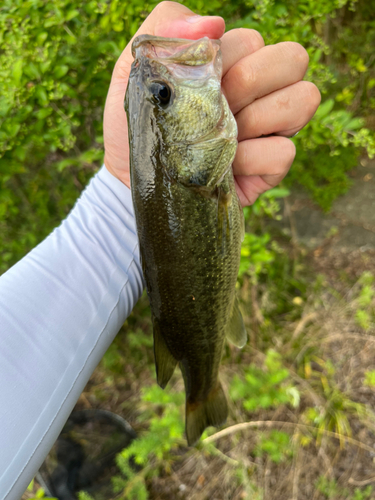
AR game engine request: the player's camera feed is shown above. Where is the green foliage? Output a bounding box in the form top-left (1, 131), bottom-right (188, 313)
top-left (364, 370), bottom-right (375, 388)
top-left (240, 187), bottom-right (289, 281)
top-left (352, 486), bottom-right (374, 500)
top-left (239, 232), bottom-right (274, 280)
top-left (302, 356), bottom-right (370, 445)
top-left (26, 479), bottom-right (57, 499)
top-left (2, 0), bottom-right (375, 273)
top-left (290, 101), bottom-right (366, 211)
top-left (230, 349), bottom-right (300, 411)
top-left (316, 476), bottom-right (373, 500)
top-left (77, 492), bottom-right (95, 500)
top-left (113, 384), bottom-right (184, 499)
top-left (354, 272), bottom-right (375, 331)
top-left (254, 430), bottom-right (292, 463)
top-left (316, 476), bottom-right (349, 499)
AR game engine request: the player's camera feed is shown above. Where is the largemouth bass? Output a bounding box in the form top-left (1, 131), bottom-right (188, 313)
top-left (125, 35), bottom-right (246, 446)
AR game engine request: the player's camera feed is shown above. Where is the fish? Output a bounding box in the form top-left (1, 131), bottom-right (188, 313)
top-left (125, 35), bottom-right (246, 446)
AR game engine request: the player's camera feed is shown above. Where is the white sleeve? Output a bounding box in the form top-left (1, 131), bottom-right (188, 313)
top-left (0, 166), bottom-right (144, 500)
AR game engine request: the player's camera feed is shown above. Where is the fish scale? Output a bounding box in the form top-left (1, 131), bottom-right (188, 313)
top-left (125, 35), bottom-right (247, 446)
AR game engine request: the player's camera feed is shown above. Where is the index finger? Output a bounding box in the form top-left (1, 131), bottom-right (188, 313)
top-left (221, 28), bottom-right (265, 76)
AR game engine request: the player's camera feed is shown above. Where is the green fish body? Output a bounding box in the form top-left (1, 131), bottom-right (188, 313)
top-left (125, 35), bottom-right (246, 445)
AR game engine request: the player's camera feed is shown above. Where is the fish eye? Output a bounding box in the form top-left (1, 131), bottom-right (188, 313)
top-left (150, 81), bottom-right (171, 106)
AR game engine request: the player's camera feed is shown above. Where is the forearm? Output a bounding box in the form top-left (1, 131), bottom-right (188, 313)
top-left (0, 166), bottom-right (143, 500)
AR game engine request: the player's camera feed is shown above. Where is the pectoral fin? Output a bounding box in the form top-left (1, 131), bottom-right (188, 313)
top-left (153, 319), bottom-right (177, 389)
top-left (185, 381), bottom-right (228, 446)
top-left (225, 296), bottom-right (247, 348)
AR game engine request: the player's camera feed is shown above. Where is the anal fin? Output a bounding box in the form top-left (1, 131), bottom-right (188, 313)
top-left (153, 319), bottom-right (177, 389)
top-left (225, 296), bottom-right (247, 348)
top-left (186, 381), bottom-right (228, 446)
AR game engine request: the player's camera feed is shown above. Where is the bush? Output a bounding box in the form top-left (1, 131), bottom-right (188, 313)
top-left (1, 0), bottom-right (375, 272)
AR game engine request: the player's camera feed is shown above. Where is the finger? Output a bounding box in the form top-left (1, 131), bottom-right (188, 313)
top-left (223, 42), bottom-right (309, 115)
top-left (233, 136), bottom-right (295, 206)
top-left (221, 28), bottom-right (264, 76)
top-left (236, 81), bottom-right (321, 141)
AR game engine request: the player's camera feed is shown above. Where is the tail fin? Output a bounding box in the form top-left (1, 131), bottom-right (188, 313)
top-left (185, 382), bottom-right (228, 446)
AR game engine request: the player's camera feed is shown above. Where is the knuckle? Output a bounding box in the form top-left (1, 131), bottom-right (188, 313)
top-left (248, 29), bottom-right (265, 51)
top-left (284, 41), bottom-right (309, 69)
top-left (239, 105), bottom-right (258, 139)
top-left (236, 28), bottom-right (265, 53)
top-left (230, 60), bottom-right (256, 93)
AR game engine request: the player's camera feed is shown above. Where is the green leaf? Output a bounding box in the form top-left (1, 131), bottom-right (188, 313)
top-left (5, 122), bottom-right (20, 137)
top-left (40, 61), bottom-right (51, 73)
top-left (312, 48), bottom-right (322, 63)
top-left (36, 108), bottom-right (53, 119)
top-left (36, 488), bottom-right (45, 498)
top-left (12, 59), bottom-right (23, 85)
top-left (316, 99), bottom-right (334, 118)
top-left (37, 32), bottom-right (48, 44)
top-left (346, 117), bottom-right (364, 131)
top-left (35, 86), bottom-right (48, 106)
top-left (24, 62), bottom-right (41, 80)
top-left (262, 188), bottom-right (290, 198)
top-left (54, 65), bottom-right (69, 79)
top-left (66, 9), bottom-right (79, 21)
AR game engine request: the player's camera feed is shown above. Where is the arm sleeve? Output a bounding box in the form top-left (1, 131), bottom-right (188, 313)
top-left (0, 166), bottom-right (144, 500)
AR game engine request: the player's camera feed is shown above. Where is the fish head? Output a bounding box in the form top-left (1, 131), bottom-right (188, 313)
top-left (126, 35), bottom-right (233, 145)
top-left (126, 35), bottom-right (237, 190)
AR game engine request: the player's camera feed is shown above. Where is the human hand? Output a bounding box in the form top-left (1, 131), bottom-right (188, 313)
top-left (103, 1), bottom-right (320, 206)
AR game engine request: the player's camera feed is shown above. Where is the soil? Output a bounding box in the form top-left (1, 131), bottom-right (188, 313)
top-left (283, 156), bottom-right (375, 255)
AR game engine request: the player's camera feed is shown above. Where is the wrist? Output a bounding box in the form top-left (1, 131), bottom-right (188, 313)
top-left (104, 156), bottom-right (131, 189)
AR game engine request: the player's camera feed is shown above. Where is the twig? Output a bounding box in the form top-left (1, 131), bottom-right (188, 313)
top-left (291, 312), bottom-right (318, 342)
top-left (349, 475), bottom-right (375, 486)
top-left (203, 420), bottom-right (375, 454)
top-left (291, 430), bottom-right (301, 500)
top-left (322, 332), bottom-right (375, 344)
top-left (63, 24), bottom-right (76, 39)
top-left (203, 443), bottom-right (239, 467)
top-left (295, 330), bottom-right (375, 364)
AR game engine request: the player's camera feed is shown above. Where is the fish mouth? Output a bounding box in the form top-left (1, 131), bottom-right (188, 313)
top-left (132, 35), bottom-right (221, 68)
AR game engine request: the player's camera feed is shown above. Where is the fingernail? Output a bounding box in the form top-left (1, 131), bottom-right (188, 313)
top-left (186, 15), bottom-right (203, 23)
